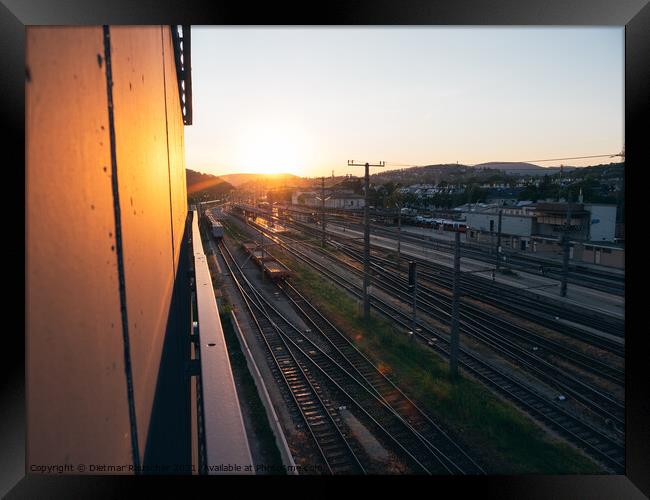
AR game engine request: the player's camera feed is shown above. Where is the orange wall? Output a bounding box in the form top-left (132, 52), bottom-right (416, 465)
top-left (26, 26), bottom-right (188, 470)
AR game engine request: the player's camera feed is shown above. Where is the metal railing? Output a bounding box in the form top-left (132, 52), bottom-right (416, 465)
top-left (189, 211), bottom-right (253, 474)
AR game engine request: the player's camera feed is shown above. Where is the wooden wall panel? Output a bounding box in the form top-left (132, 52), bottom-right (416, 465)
top-left (26, 27), bottom-right (133, 467)
top-left (162, 27), bottom-right (188, 269)
top-left (109, 26), bottom-right (176, 462)
top-left (27, 25), bottom-right (192, 470)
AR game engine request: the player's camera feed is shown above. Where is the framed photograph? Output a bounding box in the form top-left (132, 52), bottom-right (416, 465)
top-left (5, 0), bottom-right (648, 497)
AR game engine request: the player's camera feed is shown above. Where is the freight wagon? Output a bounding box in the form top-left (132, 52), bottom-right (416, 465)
top-left (241, 241), bottom-right (292, 281)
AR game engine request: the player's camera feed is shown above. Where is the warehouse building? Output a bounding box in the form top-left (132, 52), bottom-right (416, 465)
top-left (464, 211), bottom-right (534, 251)
top-left (463, 202), bottom-right (623, 267)
top-left (291, 189), bottom-right (365, 210)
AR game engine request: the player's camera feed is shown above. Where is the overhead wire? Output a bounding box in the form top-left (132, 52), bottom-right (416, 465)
top-left (381, 152), bottom-right (623, 170)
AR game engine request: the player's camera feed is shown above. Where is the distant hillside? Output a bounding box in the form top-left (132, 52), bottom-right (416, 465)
top-left (186, 169), bottom-right (234, 202)
top-left (563, 162), bottom-right (623, 179)
top-left (371, 163), bottom-right (487, 185)
top-left (370, 161), bottom-right (589, 185)
top-left (477, 161), bottom-right (542, 172)
top-left (476, 162), bottom-right (578, 176)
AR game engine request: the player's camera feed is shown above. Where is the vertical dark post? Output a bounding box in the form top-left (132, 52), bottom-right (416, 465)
top-left (363, 162), bottom-right (370, 319)
top-left (495, 208), bottom-right (503, 271)
top-left (450, 228), bottom-right (461, 379)
top-left (397, 203), bottom-right (402, 264)
top-left (560, 203), bottom-right (572, 297)
top-left (321, 176), bottom-right (326, 247)
top-left (260, 222), bottom-right (264, 257)
top-left (409, 261), bottom-right (417, 336)
top-left (347, 160), bottom-right (385, 321)
top-left (259, 204), bottom-right (266, 280)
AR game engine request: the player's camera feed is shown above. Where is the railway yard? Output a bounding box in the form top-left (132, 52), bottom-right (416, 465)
top-left (199, 202), bottom-right (625, 475)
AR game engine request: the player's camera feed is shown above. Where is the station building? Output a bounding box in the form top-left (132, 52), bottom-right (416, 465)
top-left (463, 202), bottom-right (623, 268)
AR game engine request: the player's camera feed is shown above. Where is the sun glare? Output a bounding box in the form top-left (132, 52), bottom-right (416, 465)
top-left (235, 121), bottom-right (311, 176)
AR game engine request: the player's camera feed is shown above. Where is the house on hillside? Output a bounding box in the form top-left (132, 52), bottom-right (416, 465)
top-left (485, 188), bottom-right (523, 206)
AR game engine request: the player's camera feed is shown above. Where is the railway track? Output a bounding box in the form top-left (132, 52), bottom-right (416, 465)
top-left (242, 208), bottom-right (624, 363)
top-left (280, 281), bottom-right (484, 475)
top-left (284, 213), bottom-right (625, 342)
top-left (303, 212), bottom-right (625, 297)
top-left (255, 204), bottom-right (624, 295)
top-left (367, 247), bottom-right (625, 342)
top-left (368, 264), bottom-right (625, 425)
top-left (238, 219), bottom-right (625, 472)
top-left (332, 241), bottom-right (625, 385)
top-left (219, 239), bottom-right (365, 474)
top-left (269, 227), bottom-right (625, 430)
top-left (218, 237), bottom-right (483, 474)
top-left (270, 211), bottom-right (625, 341)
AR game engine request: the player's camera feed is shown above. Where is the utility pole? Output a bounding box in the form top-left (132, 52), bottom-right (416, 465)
top-left (321, 177), bottom-right (326, 247)
top-left (317, 177), bottom-right (331, 247)
top-left (258, 215), bottom-right (266, 282)
top-left (397, 202), bottom-right (402, 264)
top-left (560, 202), bottom-right (572, 297)
top-left (348, 160), bottom-right (386, 320)
top-left (449, 228), bottom-right (461, 379)
top-left (408, 261), bottom-right (417, 336)
top-left (495, 208), bottom-right (503, 271)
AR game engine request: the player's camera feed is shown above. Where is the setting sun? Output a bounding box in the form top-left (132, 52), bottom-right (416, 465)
top-left (234, 120), bottom-right (311, 176)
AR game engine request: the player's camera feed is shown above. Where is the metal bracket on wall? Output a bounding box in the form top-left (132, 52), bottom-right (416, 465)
top-left (171, 25), bottom-right (193, 125)
top-left (186, 359), bottom-right (201, 378)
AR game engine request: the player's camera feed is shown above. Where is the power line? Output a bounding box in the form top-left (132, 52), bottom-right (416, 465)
top-left (516, 153), bottom-right (623, 164)
top-left (381, 152), bottom-right (623, 170)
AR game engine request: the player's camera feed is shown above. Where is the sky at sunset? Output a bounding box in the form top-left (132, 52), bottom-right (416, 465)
top-left (184, 27), bottom-right (624, 178)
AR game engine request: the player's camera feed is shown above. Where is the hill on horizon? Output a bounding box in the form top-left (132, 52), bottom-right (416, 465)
top-left (186, 168), bottom-right (234, 202)
top-left (370, 163), bottom-right (477, 185)
top-left (367, 160), bottom-right (618, 186)
top-left (475, 162), bottom-right (578, 175)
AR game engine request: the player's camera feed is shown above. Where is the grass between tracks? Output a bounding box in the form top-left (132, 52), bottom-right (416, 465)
top-left (264, 243), bottom-right (602, 474)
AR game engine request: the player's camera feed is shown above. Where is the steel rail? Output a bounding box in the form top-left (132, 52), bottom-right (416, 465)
top-left (237, 205), bottom-right (624, 336)
top-left (280, 281), bottom-right (485, 475)
top-left (220, 239), bottom-right (454, 474)
top-left (243, 222), bottom-right (625, 472)
top-left (219, 239), bottom-right (366, 475)
top-left (278, 212), bottom-right (625, 340)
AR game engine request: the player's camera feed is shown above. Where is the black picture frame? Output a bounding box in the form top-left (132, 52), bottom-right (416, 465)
top-left (4, 0), bottom-right (648, 497)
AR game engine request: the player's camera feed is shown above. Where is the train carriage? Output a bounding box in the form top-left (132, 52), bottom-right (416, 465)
top-left (211, 220), bottom-right (224, 239)
top-left (202, 207), bottom-right (225, 240)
